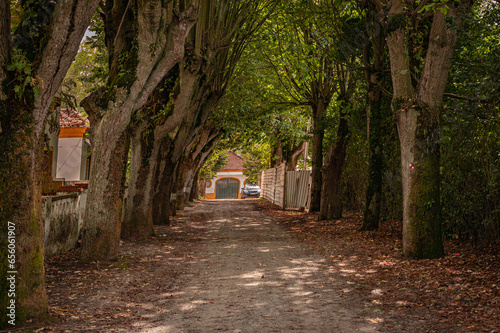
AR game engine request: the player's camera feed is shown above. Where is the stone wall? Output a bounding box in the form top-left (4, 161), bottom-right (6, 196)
top-left (42, 190), bottom-right (87, 257)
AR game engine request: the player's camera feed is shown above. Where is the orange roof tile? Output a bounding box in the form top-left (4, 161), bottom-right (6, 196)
top-left (220, 151), bottom-right (244, 171)
top-left (60, 108), bottom-right (89, 129)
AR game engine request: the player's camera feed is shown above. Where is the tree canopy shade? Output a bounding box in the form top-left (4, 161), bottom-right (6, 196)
top-left (440, 0), bottom-right (500, 245)
top-left (1, 0), bottom-right (499, 326)
top-left (80, 0), bottom-right (277, 258)
top-left (0, 0), bottom-right (100, 327)
top-left (148, 0), bottom-right (278, 224)
top-left (262, 0), bottom-right (343, 212)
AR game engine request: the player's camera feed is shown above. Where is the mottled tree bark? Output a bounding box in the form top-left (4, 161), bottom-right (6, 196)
top-left (152, 94), bottom-right (221, 220)
top-left (81, 2), bottom-right (198, 261)
top-left (121, 68), bottom-right (180, 239)
top-left (0, 1), bottom-right (99, 326)
top-left (121, 123), bottom-right (154, 239)
top-left (387, 0), bottom-right (472, 258)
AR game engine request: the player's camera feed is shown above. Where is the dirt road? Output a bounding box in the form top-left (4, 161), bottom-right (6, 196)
top-left (153, 200), bottom-right (380, 332)
top-left (44, 200), bottom-right (385, 332)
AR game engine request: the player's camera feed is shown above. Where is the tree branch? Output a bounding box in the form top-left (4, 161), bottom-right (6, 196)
top-left (443, 93), bottom-right (495, 104)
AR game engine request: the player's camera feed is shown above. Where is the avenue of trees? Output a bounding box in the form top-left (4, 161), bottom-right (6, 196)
top-left (1, 0), bottom-right (498, 328)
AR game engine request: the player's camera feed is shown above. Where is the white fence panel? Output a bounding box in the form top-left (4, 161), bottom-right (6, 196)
top-left (285, 170), bottom-right (311, 209)
top-left (261, 164), bottom-right (310, 210)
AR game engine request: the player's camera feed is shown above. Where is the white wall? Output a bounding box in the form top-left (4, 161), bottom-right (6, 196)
top-left (56, 137), bottom-right (83, 181)
top-left (42, 190), bottom-right (87, 257)
top-left (205, 171), bottom-right (248, 195)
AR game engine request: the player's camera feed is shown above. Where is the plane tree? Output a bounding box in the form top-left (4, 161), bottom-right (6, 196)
top-left (382, 0), bottom-right (474, 258)
top-left (122, 0), bottom-right (276, 230)
top-left (0, 0), bottom-right (100, 326)
top-left (79, 1), bottom-right (199, 260)
top-left (261, 1), bottom-right (340, 212)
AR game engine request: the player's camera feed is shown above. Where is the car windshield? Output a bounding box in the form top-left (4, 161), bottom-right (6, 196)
top-left (245, 185), bottom-right (260, 189)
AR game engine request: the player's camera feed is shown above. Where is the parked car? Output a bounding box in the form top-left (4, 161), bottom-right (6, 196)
top-left (241, 184), bottom-right (261, 199)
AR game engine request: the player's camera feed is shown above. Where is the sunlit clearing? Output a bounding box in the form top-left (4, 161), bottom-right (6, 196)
top-left (180, 301), bottom-right (203, 311)
top-left (239, 271), bottom-right (264, 279)
top-left (375, 260), bottom-right (396, 266)
top-left (367, 317), bottom-right (384, 324)
top-left (138, 326), bottom-right (175, 333)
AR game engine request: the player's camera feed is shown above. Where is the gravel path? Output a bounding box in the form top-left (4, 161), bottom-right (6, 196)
top-left (44, 199), bottom-right (383, 332)
top-left (138, 200), bottom-right (380, 332)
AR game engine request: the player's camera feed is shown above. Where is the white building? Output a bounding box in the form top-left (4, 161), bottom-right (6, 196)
top-left (204, 151), bottom-right (247, 199)
top-left (56, 108), bottom-right (91, 182)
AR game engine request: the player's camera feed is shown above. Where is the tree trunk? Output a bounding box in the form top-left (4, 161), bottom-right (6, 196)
top-left (121, 123), bottom-right (155, 239)
top-left (0, 0), bottom-right (99, 326)
top-left (319, 111), bottom-right (349, 220)
top-left (183, 131), bottom-right (221, 204)
top-left (287, 142), bottom-right (306, 171)
top-left (80, 121), bottom-right (130, 260)
top-left (175, 159), bottom-right (187, 210)
top-left (396, 105), bottom-right (443, 258)
top-left (361, 3), bottom-right (386, 231)
top-left (183, 165), bottom-right (197, 206)
top-left (80, 3), bottom-right (198, 261)
top-left (361, 93), bottom-right (383, 230)
top-left (0, 118), bottom-right (48, 327)
top-left (153, 156), bottom-right (178, 225)
top-left (387, 1), bottom-right (471, 258)
top-left (309, 99), bottom-right (326, 212)
top-left (189, 171), bottom-right (200, 202)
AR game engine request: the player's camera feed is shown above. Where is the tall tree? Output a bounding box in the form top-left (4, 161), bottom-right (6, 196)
top-left (263, 1), bottom-right (339, 212)
top-left (0, 0), bottom-right (99, 326)
top-left (319, 65), bottom-right (355, 220)
top-left (125, 0), bottom-right (275, 229)
top-left (384, 0), bottom-right (473, 258)
top-left (121, 67), bottom-right (179, 239)
top-left (80, 1), bottom-right (199, 260)
top-left (359, 0), bottom-right (388, 230)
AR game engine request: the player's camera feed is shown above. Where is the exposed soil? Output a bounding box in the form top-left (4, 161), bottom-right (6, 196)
top-left (20, 199), bottom-right (499, 332)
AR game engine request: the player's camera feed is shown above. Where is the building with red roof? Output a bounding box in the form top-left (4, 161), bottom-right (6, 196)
top-left (56, 108), bottom-right (91, 182)
top-left (204, 151), bottom-right (248, 199)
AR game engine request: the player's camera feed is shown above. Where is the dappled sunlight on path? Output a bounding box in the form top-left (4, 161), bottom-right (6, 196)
top-left (44, 200), bottom-right (389, 332)
top-left (128, 200), bottom-right (380, 332)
